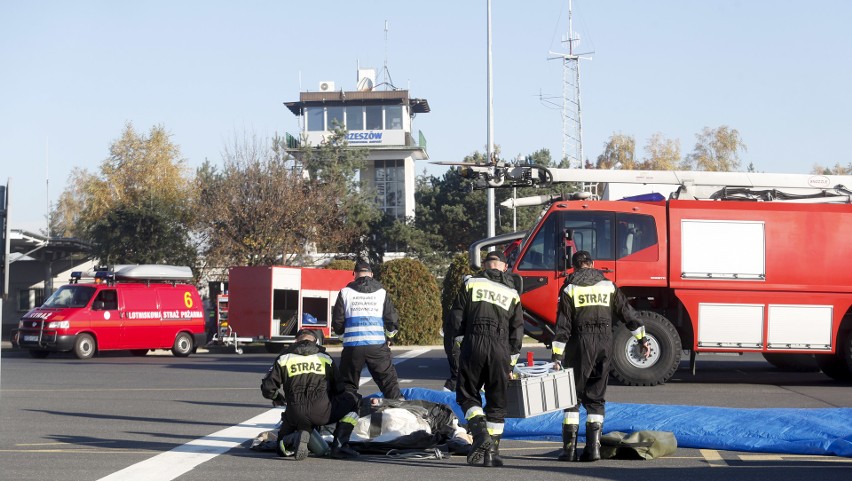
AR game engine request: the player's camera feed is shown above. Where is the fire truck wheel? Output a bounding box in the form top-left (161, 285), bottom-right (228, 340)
top-left (610, 311), bottom-right (681, 386)
top-left (28, 350), bottom-right (50, 359)
top-left (815, 329), bottom-right (852, 382)
top-left (74, 334), bottom-right (97, 360)
top-left (171, 332), bottom-right (194, 357)
top-left (761, 353), bottom-right (819, 372)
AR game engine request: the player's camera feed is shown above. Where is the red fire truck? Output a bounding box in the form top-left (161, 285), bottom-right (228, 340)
top-left (15, 265), bottom-right (206, 359)
top-left (213, 266), bottom-right (353, 353)
top-left (460, 164), bottom-right (852, 385)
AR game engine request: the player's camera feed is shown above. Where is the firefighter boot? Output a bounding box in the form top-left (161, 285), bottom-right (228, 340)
top-left (466, 416), bottom-right (493, 466)
top-left (580, 422), bottom-right (602, 462)
top-left (276, 430), bottom-right (310, 460)
top-left (558, 424), bottom-right (579, 462)
top-left (330, 421), bottom-right (360, 459)
top-left (483, 435), bottom-right (504, 467)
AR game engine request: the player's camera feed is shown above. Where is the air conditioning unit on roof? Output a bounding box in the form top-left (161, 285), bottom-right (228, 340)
top-left (319, 81), bottom-right (335, 92)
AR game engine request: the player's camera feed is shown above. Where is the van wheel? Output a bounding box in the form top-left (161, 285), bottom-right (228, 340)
top-left (130, 349), bottom-right (149, 356)
top-left (172, 332), bottom-right (194, 357)
top-left (74, 334), bottom-right (96, 360)
top-left (29, 350), bottom-right (50, 359)
top-left (610, 310), bottom-right (682, 386)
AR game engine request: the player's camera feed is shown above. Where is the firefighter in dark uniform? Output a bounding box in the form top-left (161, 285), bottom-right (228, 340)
top-left (451, 251), bottom-right (524, 467)
top-left (551, 251), bottom-right (650, 462)
top-left (332, 260), bottom-right (403, 400)
top-left (261, 329), bottom-right (361, 459)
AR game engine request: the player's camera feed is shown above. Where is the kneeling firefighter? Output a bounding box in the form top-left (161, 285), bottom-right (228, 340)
top-left (551, 251), bottom-right (650, 462)
top-left (261, 329), bottom-right (362, 459)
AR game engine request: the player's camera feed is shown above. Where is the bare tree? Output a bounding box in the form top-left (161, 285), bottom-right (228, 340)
top-left (196, 133), bottom-right (358, 267)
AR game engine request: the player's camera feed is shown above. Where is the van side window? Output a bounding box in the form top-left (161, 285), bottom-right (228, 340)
top-left (94, 290), bottom-right (118, 310)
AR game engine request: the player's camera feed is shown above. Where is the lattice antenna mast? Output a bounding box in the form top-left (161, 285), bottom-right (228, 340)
top-left (549, 0), bottom-right (593, 168)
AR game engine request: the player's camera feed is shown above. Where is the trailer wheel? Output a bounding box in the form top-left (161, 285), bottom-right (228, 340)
top-left (762, 353), bottom-right (819, 372)
top-left (815, 329), bottom-right (852, 382)
top-left (610, 311), bottom-right (681, 386)
top-left (28, 350), bottom-right (50, 359)
top-left (171, 332), bottom-right (194, 357)
top-left (74, 334), bottom-right (97, 360)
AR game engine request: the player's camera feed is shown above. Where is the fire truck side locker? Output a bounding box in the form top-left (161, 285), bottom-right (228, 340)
top-left (666, 200), bottom-right (852, 354)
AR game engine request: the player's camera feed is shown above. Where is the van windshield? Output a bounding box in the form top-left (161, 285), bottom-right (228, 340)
top-left (42, 286), bottom-right (96, 308)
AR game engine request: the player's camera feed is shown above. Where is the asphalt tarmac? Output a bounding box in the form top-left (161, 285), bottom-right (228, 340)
top-left (1, 342), bottom-right (849, 481)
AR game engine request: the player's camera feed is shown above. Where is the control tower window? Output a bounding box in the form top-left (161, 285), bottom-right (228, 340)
top-left (346, 106), bottom-right (364, 130)
top-left (385, 105), bottom-right (403, 130)
top-left (307, 107), bottom-right (324, 131)
top-left (375, 159), bottom-right (405, 219)
top-left (366, 105), bottom-right (383, 130)
top-left (327, 107), bottom-right (344, 130)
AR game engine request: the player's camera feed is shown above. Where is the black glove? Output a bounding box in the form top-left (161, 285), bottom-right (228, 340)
top-left (271, 393), bottom-right (286, 407)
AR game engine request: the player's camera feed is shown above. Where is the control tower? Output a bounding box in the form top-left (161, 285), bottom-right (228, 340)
top-left (284, 68), bottom-right (430, 220)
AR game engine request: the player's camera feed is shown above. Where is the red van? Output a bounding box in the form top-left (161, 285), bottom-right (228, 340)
top-left (15, 265), bottom-right (206, 359)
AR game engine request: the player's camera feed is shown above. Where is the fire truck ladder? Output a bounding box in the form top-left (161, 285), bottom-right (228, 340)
top-left (458, 163), bottom-right (852, 204)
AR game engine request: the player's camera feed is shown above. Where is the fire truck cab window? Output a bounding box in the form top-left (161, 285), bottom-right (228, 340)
top-left (616, 213), bottom-right (658, 260)
top-left (562, 212), bottom-right (615, 261)
top-left (518, 215), bottom-right (557, 270)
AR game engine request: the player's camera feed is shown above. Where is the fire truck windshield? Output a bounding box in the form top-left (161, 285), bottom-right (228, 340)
top-left (42, 286), bottom-right (96, 308)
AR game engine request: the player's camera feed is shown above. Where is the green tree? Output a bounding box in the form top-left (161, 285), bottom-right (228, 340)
top-left (441, 252), bottom-right (476, 317)
top-left (89, 199), bottom-right (196, 266)
top-left (291, 127), bottom-right (383, 260)
top-left (683, 126), bottom-right (747, 171)
top-left (50, 123), bottom-right (196, 263)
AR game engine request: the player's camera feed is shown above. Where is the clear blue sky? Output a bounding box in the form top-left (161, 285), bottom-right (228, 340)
top-left (2, 0), bottom-right (850, 232)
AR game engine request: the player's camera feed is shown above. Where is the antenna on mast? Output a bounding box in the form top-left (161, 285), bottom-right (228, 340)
top-left (378, 20), bottom-right (396, 90)
top-left (548, 0), bottom-right (593, 170)
top-left (45, 138), bottom-right (50, 237)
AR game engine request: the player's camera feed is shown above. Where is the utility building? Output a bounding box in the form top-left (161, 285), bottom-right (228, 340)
top-left (284, 68), bottom-right (430, 220)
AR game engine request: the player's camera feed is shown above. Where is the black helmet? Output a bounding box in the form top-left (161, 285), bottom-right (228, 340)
top-left (295, 328), bottom-right (319, 342)
top-left (571, 250), bottom-right (593, 269)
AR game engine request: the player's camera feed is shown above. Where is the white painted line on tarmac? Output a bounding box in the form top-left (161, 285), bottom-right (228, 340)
top-left (700, 449), bottom-right (729, 467)
top-left (96, 409), bottom-right (282, 481)
top-left (98, 347), bottom-right (434, 481)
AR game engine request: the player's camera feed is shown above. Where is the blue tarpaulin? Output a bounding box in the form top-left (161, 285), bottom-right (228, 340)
top-left (399, 387), bottom-right (852, 458)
